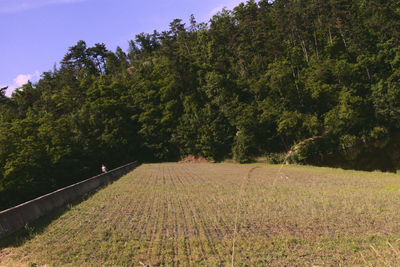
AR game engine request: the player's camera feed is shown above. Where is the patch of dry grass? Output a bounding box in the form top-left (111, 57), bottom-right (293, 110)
top-left (1, 163), bottom-right (400, 266)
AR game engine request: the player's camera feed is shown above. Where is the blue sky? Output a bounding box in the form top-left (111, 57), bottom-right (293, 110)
top-left (0, 0), bottom-right (246, 96)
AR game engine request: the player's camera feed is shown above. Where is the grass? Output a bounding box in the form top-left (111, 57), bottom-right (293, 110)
top-left (1, 163), bottom-right (400, 266)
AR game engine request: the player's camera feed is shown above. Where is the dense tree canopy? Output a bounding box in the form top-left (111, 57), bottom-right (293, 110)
top-left (1, 0), bottom-right (400, 209)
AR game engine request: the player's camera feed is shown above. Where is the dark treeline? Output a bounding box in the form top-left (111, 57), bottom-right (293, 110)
top-left (1, 0), bottom-right (400, 209)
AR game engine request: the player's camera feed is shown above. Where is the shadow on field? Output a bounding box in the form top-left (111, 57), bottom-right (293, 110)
top-left (0, 188), bottom-right (102, 249)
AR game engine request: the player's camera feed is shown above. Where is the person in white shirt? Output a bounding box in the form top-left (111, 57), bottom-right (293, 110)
top-left (101, 164), bottom-right (107, 173)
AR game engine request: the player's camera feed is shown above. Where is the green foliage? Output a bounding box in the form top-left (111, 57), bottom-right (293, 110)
top-left (1, 0), bottom-right (400, 209)
top-left (232, 129), bottom-right (255, 163)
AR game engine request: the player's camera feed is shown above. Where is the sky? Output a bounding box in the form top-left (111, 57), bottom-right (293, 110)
top-left (0, 0), bottom-right (247, 96)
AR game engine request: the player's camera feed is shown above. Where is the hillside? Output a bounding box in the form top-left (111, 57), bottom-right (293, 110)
top-left (1, 163), bottom-right (400, 266)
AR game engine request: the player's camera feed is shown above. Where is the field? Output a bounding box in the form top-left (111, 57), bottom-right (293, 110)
top-left (1, 163), bottom-right (400, 266)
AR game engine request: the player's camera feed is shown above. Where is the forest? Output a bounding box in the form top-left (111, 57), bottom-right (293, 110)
top-left (1, 0), bottom-right (400, 209)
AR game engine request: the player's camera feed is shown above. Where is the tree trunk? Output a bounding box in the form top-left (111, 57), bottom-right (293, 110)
top-left (300, 38), bottom-right (309, 62)
top-left (314, 31), bottom-right (319, 59)
top-left (339, 29), bottom-right (347, 48)
top-left (291, 65), bottom-right (304, 107)
top-left (366, 67), bottom-right (371, 81)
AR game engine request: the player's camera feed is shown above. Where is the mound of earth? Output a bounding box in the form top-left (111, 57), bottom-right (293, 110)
top-left (180, 155), bottom-right (207, 163)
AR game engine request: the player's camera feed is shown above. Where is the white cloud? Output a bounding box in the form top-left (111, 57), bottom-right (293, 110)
top-left (3, 71), bottom-right (40, 97)
top-left (208, 0), bottom-right (245, 17)
top-left (4, 86), bottom-right (16, 97)
top-left (208, 0), bottom-right (262, 18)
top-left (14, 73), bottom-right (32, 87)
top-left (209, 6), bottom-right (224, 17)
top-left (0, 0), bottom-right (87, 13)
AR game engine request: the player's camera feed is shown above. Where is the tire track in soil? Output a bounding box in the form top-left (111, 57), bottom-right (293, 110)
top-left (174, 165), bottom-right (224, 263)
top-left (191, 200), bottom-right (223, 263)
top-left (101, 172), bottom-right (138, 230)
top-left (44, 171), bottom-right (145, 248)
top-left (54, 171), bottom-right (145, 256)
top-left (165, 165), bottom-right (182, 267)
top-left (237, 167), bottom-right (277, 237)
top-left (84, 193), bottom-right (128, 239)
top-left (145, 167), bottom-right (163, 265)
top-left (181, 164), bottom-right (261, 263)
top-left (175, 165), bottom-right (225, 264)
top-left (175, 190), bottom-right (192, 266)
top-left (166, 165), bottom-right (192, 266)
top-left (157, 165), bottom-right (173, 266)
top-left (173, 166), bottom-right (185, 186)
top-left (169, 185), bottom-right (180, 266)
top-left (179, 166), bottom-right (227, 224)
top-left (170, 165), bottom-right (208, 262)
top-left (180, 166), bottom-right (231, 239)
top-left (131, 170), bottom-right (158, 264)
top-left (122, 172), bottom-right (155, 239)
top-left (179, 165), bottom-right (232, 238)
top-left (181, 193), bottom-right (208, 261)
top-left (129, 172), bottom-right (155, 235)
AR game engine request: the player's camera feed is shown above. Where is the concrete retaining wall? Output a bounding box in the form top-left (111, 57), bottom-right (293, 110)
top-left (0, 161), bottom-right (140, 239)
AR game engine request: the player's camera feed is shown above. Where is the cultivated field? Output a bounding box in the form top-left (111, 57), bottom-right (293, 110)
top-left (1, 163), bottom-right (400, 266)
